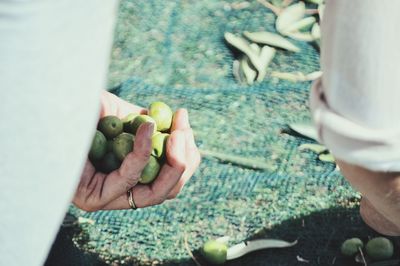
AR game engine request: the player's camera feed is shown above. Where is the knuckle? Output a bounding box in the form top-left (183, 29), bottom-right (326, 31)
top-left (73, 197), bottom-right (100, 212)
top-left (125, 177), bottom-right (139, 189)
top-left (118, 166), bottom-right (140, 185)
top-left (152, 195), bottom-right (166, 205)
top-left (171, 159), bottom-right (186, 174)
top-left (168, 181), bottom-right (185, 200)
top-left (133, 150), bottom-right (151, 163)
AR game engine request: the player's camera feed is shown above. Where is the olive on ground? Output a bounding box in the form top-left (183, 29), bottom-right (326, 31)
top-left (340, 238), bottom-right (363, 257)
top-left (201, 240), bottom-right (228, 265)
top-left (365, 237), bottom-right (394, 261)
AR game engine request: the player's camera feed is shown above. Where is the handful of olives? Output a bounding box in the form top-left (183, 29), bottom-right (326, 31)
top-left (88, 101), bottom-right (173, 184)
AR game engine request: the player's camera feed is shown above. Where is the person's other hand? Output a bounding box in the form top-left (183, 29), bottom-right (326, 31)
top-left (72, 91), bottom-right (201, 211)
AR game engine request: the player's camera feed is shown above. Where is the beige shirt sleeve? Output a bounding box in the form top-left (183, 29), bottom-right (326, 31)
top-left (0, 1), bottom-right (118, 265)
top-left (310, 0), bottom-right (400, 172)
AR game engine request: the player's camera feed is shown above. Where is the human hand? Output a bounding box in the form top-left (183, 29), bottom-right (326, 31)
top-left (72, 91), bottom-right (201, 211)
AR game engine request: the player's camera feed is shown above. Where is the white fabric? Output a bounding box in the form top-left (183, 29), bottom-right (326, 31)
top-left (311, 0), bottom-right (400, 172)
top-left (0, 1), bottom-right (118, 265)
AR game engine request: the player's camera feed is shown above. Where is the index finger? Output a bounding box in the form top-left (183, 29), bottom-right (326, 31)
top-left (102, 130), bottom-right (186, 209)
top-left (97, 122), bottom-right (154, 204)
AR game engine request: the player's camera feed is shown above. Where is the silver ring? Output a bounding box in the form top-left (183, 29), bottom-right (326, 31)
top-left (127, 189), bottom-right (137, 210)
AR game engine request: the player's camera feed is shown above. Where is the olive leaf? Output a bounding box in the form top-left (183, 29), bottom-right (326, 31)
top-left (311, 23), bottom-right (321, 39)
top-left (249, 43), bottom-right (261, 54)
top-left (318, 153), bottom-right (335, 163)
top-left (200, 149), bottom-right (272, 171)
top-left (271, 71), bottom-right (322, 81)
top-left (232, 60), bottom-right (245, 84)
top-left (299, 143), bottom-right (335, 163)
top-left (227, 239), bottom-right (298, 260)
top-left (288, 122), bottom-right (318, 140)
top-left (285, 31), bottom-right (315, 42)
top-left (224, 32), bottom-right (259, 65)
top-left (225, 32), bottom-right (272, 80)
top-left (240, 56), bottom-right (257, 85)
top-left (299, 143), bottom-right (327, 153)
top-left (276, 2), bottom-right (306, 33)
top-left (78, 217), bottom-right (95, 225)
top-left (256, 45), bottom-right (276, 81)
top-left (306, 70), bottom-right (322, 80)
top-left (281, 16), bottom-right (316, 34)
top-left (243, 31), bottom-right (300, 52)
top-left (272, 71), bottom-right (305, 82)
top-left (296, 255), bottom-right (310, 263)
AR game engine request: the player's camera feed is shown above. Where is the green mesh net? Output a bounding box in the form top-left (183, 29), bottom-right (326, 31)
top-left (45, 1), bottom-right (400, 265)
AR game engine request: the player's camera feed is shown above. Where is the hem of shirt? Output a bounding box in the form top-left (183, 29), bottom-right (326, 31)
top-left (310, 78), bottom-right (400, 172)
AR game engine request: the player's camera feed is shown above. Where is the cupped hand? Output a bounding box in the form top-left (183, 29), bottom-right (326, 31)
top-left (72, 91), bottom-right (201, 211)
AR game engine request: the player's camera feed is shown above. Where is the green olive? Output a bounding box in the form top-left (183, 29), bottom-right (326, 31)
top-left (106, 140), bottom-right (114, 152)
top-left (149, 101), bottom-right (173, 132)
top-left (112, 133), bottom-right (134, 161)
top-left (151, 132), bottom-right (169, 159)
top-left (340, 238), bottom-right (363, 257)
top-left (139, 156), bottom-right (160, 184)
top-left (98, 116), bottom-right (123, 139)
top-left (201, 240), bottom-right (228, 265)
top-left (122, 113), bottom-right (139, 132)
top-left (99, 152), bottom-right (121, 174)
top-left (366, 237), bottom-right (394, 261)
top-left (90, 159), bottom-right (102, 171)
top-left (130, 115), bottom-right (157, 135)
top-left (89, 130), bottom-right (107, 160)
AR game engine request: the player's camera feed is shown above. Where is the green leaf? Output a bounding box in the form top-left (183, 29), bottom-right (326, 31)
top-left (299, 143), bottom-right (327, 154)
top-left (318, 153), bottom-right (335, 163)
top-left (288, 122), bottom-right (318, 141)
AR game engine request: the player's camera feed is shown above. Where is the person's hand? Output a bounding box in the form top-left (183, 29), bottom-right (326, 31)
top-left (336, 160), bottom-right (400, 236)
top-left (72, 91), bottom-right (201, 212)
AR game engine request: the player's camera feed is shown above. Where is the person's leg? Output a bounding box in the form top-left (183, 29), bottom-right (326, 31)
top-left (0, 1), bottom-right (119, 265)
top-left (337, 160), bottom-right (400, 236)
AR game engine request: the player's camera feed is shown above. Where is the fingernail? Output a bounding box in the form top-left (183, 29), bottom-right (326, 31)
top-left (145, 122), bottom-right (155, 135)
top-left (181, 108), bottom-right (190, 125)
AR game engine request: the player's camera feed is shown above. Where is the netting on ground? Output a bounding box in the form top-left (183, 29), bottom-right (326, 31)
top-left (46, 1), bottom-right (399, 265)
